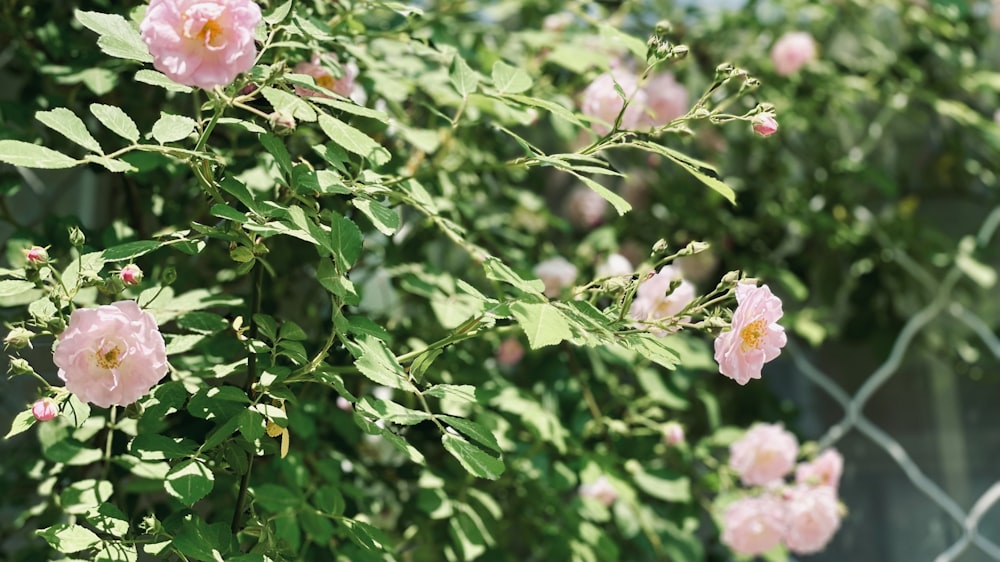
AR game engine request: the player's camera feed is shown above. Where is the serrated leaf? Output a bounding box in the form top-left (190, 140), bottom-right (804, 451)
top-left (36, 107), bottom-right (102, 153)
top-left (60, 479), bottom-right (113, 514)
top-left (329, 212), bottom-right (363, 270)
top-left (482, 257), bottom-right (545, 295)
top-left (172, 516), bottom-right (232, 561)
top-left (597, 24), bottom-right (648, 61)
top-left (570, 172), bottom-right (631, 216)
top-left (510, 302), bottom-right (574, 349)
top-left (84, 155), bottom-right (136, 172)
top-left (629, 140), bottom-right (736, 204)
top-left (261, 86), bottom-right (316, 122)
top-left (441, 416), bottom-right (501, 453)
top-left (442, 433), bottom-right (504, 480)
top-left (353, 197), bottom-right (399, 236)
top-left (101, 240), bottom-right (164, 262)
top-left (0, 279), bottom-right (36, 298)
top-left (264, 0), bottom-right (293, 24)
top-left (131, 434), bottom-right (199, 460)
top-left (425, 384), bottom-right (477, 404)
top-left (91, 103), bottom-right (140, 143)
top-left (450, 55), bottom-right (480, 97)
top-left (0, 140), bottom-right (79, 169)
top-left (627, 462), bottom-right (691, 502)
top-left (165, 459), bottom-right (215, 506)
top-left (491, 61), bottom-right (532, 94)
top-left (317, 113), bottom-right (391, 166)
top-left (151, 113), bottom-right (197, 144)
top-left (134, 69), bottom-right (193, 93)
top-left (353, 335), bottom-right (416, 392)
top-left (75, 10), bottom-right (153, 63)
top-left (357, 396), bottom-right (432, 425)
top-left (37, 524), bottom-right (100, 553)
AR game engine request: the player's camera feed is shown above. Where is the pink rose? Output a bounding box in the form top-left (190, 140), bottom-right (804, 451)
top-left (730, 423), bottom-right (798, 486)
top-left (782, 484), bottom-right (842, 554)
top-left (53, 300), bottom-right (168, 408)
top-left (714, 282), bottom-right (786, 385)
top-left (770, 31), bottom-right (817, 76)
top-left (752, 113), bottom-right (779, 137)
top-left (579, 475), bottom-right (618, 506)
top-left (641, 73), bottom-right (688, 128)
top-left (721, 495), bottom-right (786, 556)
top-left (120, 264), bottom-right (143, 286)
top-left (629, 266), bottom-right (696, 336)
top-left (32, 398), bottom-right (59, 422)
top-left (580, 69), bottom-right (648, 135)
top-left (564, 187), bottom-right (608, 229)
top-left (796, 448), bottom-right (844, 490)
top-left (534, 257), bottom-right (578, 298)
top-left (140, 0), bottom-right (262, 89)
top-left (293, 54), bottom-right (360, 100)
top-left (25, 246), bottom-right (48, 265)
top-left (596, 253), bottom-right (633, 279)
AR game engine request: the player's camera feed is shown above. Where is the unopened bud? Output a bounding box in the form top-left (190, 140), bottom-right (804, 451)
top-left (678, 240), bottom-right (710, 256)
top-left (4, 327), bottom-right (35, 350)
top-left (671, 45), bottom-right (690, 59)
top-left (651, 239), bottom-right (669, 254)
top-left (68, 226), bottom-right (86, 247)
top-left (24, 246), bottom-right (48, 266)
top-left (715, 62), bottom-right (735, 77)
top-left (8, 357), bottom-right (36, 377)
top-left (32, 398), bottom-right (59, 422)
top-left (654, 20), bottom-right (673, 36)
top-left (120, 264), bottom-right (143, 286)
top-left (719, 270), bottom-right (741, 287)
top-left (124, 401), bottom-right (145, 419)
top-left (751, 112), bottom-right (779, 137)
top-left (267, 111), bottom-right (296, 133)
top-left (662, 421), bottom-right (685, 446)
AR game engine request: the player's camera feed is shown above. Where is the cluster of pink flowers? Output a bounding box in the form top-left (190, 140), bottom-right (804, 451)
top-left (723, 423), bottom-right (844, 556)
top-left (140, 0), bottom-right (262, 89)
top-left (292, 53), bottom-right (364, 103)
top-left (53, 300), bottom-right (168, 408)
top-left (628, 265), bottom-right (696, 336)
top-left (714, 282), bottom-right (787, 385)
top-left (580, 69), bottom-right (688, 135)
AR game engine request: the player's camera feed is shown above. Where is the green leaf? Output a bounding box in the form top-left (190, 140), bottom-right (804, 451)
top-left (211, 204), bottom-right (249, 224)
top-left (0, 279), bottom-right (36, 298)
top-left (92, 503), bottom-right (130, 537)
top-left (95, 541), bottom-right (139, 562)
top-left (75, 10), bottom-right (153, 63)
top-left (598, 24), bottom-right (648, 61)
top-left (356, 396), bottom-right (432, 425)
top-left (260, 133), bottom-right (293, 177)
top-left (253, 483), bottom-right (302, 511)
top-left (165, 459), bottom-right (215, 507)
top-left (620, 333), bottom-right (679, 369)
top-left (264, 0), bottom-right (293, 24)
top-left (36, 107), bottom-right (102, 153)
top-left (354, 335), bottom-right (417, 392)
top-left (450, 55), bottom-right (480, 97)
top-left (134, 69), bottom-right (193, 93)
top-left (442, 433), bottom-right (504, 480)
top-left (4, 410), bottom-right (36, 439)
top-left (261, 86), bottom-right (317, 122)
top-left (491, 61), bottom-right (532, 94)
top-left (37, 523), bottom-right (101, 553)
top-left (60, 479), bottom-right (113, 514)
top-left (172, 516), bottom-right (233, 561)
top-left (131, 434), bottom-right (199, 460)
top-left (91, 103), bottom-right (140, 143)
top-left (151, 113), bottom-right (197, 144)
top-left (629, 141), bottom-right (736, 204)
top-left (102, 240), bottom-right (164, 262)
top-left (626, 461), bottom-right (691, 502)
top-left (317, 113), bottom-right (391, 166)
top-left (440, 415), bottom-right (501, 453)
top-left (84, 155), bottom-right (136, 173)
top-left (329, 212), bottom-right (363, 271)
top-left (312, 485), bottom-right (345, 516)
top-left (482, 257), bottom-right (545, 295)
top-left (0, 140), bottom-right (79, 169)
top-left (570, 172), bottom-right (631, 216)
top-left (510, 302), bottom-right (574, 349)
top-left (424, 384), bottom-right (476, 404)
top-left (353, 197), bottom-right (399, 236)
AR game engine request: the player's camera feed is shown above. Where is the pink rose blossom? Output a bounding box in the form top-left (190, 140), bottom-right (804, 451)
top-left (662, 421), bottom-right (685, 446)
top-left (641, 73), bottom-right (688, 128)
top-left (120, 264), bottom-right (143, 286)
top-left (629, 266), bottom-right (696, 336)
top-left (140, 0), bottom-right (262, 89)
top-left (293, 54), bottom-right (361, 101)
top-left (730, 423), bottom-right (799, 486)
top-left (770, 31), bottom-right (817, 76)
top-left (534, 256), bottom-right (578, 298)
top-left (782, 484), bottom-right (842, 554)
top-left (53, 300), bottom-right (168, 408)
top-left (564, 187), bottom-right (608, 229)
top-left (752, 113), bottom-right (779, 136)
top-left (714, 282), bottom-right (786, 385)
top-left (496, 337), bottom-right (525, 367)
top-left (25, 246), bottom-right (48, 265)
top-left (579, 475), bottom-right (618, 506)
top-left (796, 448), bottom-right (844, 490)
top-left (721, 495), bottom-right (786, 556)
top-left (580, 69), bottom-right (648, 135)
top-left (32, 398), bottom-right (58, 422)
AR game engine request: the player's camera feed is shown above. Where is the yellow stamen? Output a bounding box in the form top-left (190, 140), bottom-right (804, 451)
top-left (96, 345), bottom-right (123, 369)
top-left (739, 318), bottom-right (767, 352)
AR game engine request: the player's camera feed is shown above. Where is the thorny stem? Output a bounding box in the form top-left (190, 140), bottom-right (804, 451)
top-left (232, 262), bottom-right (264, 535)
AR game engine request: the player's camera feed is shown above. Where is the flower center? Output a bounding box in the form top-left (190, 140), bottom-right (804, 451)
top-left (95, 344), bottom-right (124, 370)
top-left (182, 5), bottom-right (227, 48)
top-left (316, 74), bottom-right (336, 91)
top-left (739, 318), bottom-right (767, 352)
